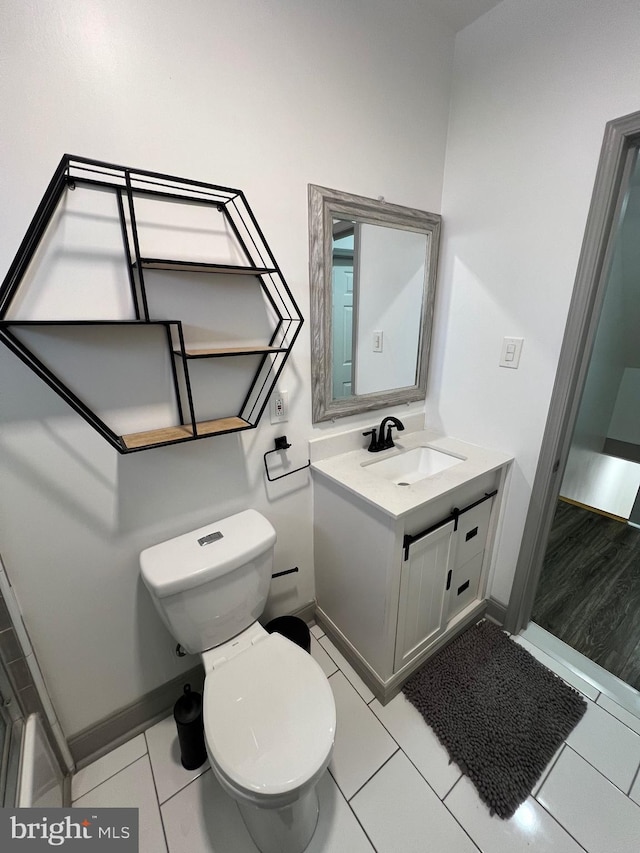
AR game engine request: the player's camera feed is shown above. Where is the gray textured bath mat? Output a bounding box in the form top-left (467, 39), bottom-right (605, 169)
top-left (402, 620), bottom-right (587, 819)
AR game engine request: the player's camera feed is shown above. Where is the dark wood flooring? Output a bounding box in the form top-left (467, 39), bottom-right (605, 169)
top-left (532, 500), bottom-right (640, 692)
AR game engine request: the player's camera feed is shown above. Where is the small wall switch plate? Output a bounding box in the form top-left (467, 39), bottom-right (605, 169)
top-left (372, 330), bottom-right (383, 352)
top-left (270, 389), bottom-right (289, 423)
top-left (499, 337), bottom-right (524, 369)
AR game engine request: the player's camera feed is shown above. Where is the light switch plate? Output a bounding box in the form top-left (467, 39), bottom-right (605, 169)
top-left (499, 337), bottom-right (524, 369)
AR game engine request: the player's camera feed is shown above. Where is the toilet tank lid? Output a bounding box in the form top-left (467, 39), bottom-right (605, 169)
top-left (139, 510), bottom-right (276, 599)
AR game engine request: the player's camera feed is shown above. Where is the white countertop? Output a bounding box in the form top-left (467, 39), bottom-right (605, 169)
top-left (311, 429), bottom-right (513, 518)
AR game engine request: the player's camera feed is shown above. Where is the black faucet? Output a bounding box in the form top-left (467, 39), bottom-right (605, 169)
top-left (362, 416), bottom-right (405, 453)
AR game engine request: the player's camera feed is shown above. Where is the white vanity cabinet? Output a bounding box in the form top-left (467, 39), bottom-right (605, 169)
top-left (312, 457), bottom-right (509, 704)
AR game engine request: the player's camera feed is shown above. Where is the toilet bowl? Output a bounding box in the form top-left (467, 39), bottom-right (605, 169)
top-left (202, 624), bottom-right (335, 853)
top-left (140, 510), bottom-right (336, 853)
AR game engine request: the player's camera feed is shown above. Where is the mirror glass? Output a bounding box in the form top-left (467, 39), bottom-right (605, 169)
top-left (331, 219), bottom-right (428, 399)
top-left (309, 185), bottom-right (441, 422)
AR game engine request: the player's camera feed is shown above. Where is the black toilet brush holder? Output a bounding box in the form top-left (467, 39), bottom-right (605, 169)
top-left (174, 683), bottom-right (207, 771)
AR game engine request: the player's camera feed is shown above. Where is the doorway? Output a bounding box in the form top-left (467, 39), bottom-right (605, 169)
top-left (530, 148), bottom-right (640, 686)
top-left (508, 109), bottom-right (640, 700)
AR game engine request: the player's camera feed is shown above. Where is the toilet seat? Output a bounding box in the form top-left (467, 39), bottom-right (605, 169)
top-left (203, 632), bottom-right (335, 806)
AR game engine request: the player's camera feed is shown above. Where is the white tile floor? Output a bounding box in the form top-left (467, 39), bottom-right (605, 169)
top-left (71, 626), bottom-right (640, 853)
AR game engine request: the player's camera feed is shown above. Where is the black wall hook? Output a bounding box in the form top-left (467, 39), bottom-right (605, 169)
top-left (263, 436), bottom-right (311, 482)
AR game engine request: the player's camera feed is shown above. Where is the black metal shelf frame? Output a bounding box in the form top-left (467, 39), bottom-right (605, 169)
top-left (0, 155), bottom-right (304, 453)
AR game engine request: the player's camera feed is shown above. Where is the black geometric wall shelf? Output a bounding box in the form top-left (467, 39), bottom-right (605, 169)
top-left (0, 155), bottom-right (303, 452)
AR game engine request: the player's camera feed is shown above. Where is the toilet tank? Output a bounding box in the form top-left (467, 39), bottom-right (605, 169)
top-left (140, 509), bottom-right (276, 654)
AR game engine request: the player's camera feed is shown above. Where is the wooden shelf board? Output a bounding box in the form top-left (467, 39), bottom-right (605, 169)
top-left (138, 258), bottom-right (276, 275)
top-left (195, 417), bottom-right (252, 437)
top-left (121, 416), bottom-right (251, 449)
top-left (174, 345), bottom-right (286, 358)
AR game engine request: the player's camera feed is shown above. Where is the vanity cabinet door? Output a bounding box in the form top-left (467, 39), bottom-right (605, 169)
top-left (394, 520), bottom-right (455, 672)
top-left (454, 499), bottom-right (492, 569)
top-left (445, 497), bottom-right (493, 622)
top-left (447, 551), bottom-right (484, 621)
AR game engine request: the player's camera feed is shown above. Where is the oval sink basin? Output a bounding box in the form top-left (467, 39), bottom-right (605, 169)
top-left (364, 446), bottom-right (466, 485)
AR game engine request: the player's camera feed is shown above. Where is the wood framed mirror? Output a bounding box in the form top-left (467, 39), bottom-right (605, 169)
top-left (308, 184), bottom-right (441, 422)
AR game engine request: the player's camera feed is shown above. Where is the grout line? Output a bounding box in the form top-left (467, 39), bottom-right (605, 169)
top-left (160, 767), bottom-right (213, 810)
top-left (341, 787), bottom-right (378, 852)
top-left (345, 728), bottom-right (480, 853)
top-left (144, 727), bottom-right (210, 807)
top-left (143, 730), bottom-right (160, 798)
top-left (317, 636), bottom-right (343, 663)
top-left (365, 691), bottom-right (464, 802)
top-left (438, 787), bottom-right (482, 852)
top-left (371, 710), bottom-right (461, 802)
top-left (312, 637), bottom-right (339, 677)
top-left (532, 744), bottom-right (565, 798)
top-left (71, 743), bottom-right (148, 803)
top-left (591, 693), bottom-right (640, 738)
top-left (141, 751), bottom-right (170, 853)
top-left (318, 639), bottom-right (351, 677)
top-left (568, 700), bottom-right (640, 802)
top-left (346, 810), bottom-right (378, 853)
top-left (319, 635), bottom-right (375, 703)
top-left (73, 753), bottom-right (148, 805)
top-left (534, 793), bottom-right (590, 852)
top-left (144, 730), bottom-right (169, 812)
top-left (364, 702), bottom-right (402, 752)
top-left (626, 759), bottom-right (640, 799)
top-left (441, 771), bottom-right (463, 802)
top-left (156, 764), bottom-right (211, 807)
top-left (562, 743), bottom-right (637, 799)
top-left (346, 748), bottom-right (400, 803)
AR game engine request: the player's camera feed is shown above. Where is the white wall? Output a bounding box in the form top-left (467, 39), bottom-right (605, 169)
top-left (430, 0), bottom-right (640, 605)
top-left (0, 0), bottom-right (454, 737)
top-left (609, 369), bottom-right (640, 446)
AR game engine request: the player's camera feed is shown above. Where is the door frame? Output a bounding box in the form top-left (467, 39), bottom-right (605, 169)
top-left (505, 109), bottom-right (640, 634)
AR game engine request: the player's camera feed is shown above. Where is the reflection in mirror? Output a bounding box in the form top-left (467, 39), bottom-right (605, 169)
top-left (309, 185), bottom-right (441, 422)
top-left (331, 221), bottom-right (355, 399)
top-left (331, 219), bottom-right (428, 399)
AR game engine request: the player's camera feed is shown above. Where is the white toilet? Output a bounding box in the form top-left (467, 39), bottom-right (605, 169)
top-left (139, 509), bottom-right (336, 853)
